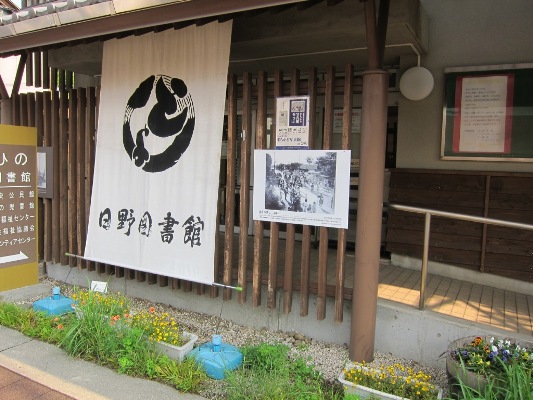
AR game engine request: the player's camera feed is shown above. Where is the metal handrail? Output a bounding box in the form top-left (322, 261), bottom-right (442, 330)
top-left (386, 203), bottom-right (533, 310)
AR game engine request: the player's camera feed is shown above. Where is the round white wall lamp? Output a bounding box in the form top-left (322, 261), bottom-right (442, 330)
top-left (399, 66), bottom-right (434, 101)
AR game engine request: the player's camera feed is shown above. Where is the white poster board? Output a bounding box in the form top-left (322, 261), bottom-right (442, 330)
top-left (253, 150), bottom-right (351, 229)
top-left (333, 108), bottom-right (361, 134)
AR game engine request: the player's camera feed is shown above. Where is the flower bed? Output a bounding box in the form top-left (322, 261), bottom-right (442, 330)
top-left (339, 363), bottom-right (442, 400)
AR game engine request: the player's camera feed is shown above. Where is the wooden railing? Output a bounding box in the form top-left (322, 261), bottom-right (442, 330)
top-left (388, 202), bottom-right (533, 310)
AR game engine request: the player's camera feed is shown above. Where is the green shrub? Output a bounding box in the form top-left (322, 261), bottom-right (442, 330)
top-left (0, 302), bottom-right (68, 343)
top-left (225, 343), bottom-right (346, 400)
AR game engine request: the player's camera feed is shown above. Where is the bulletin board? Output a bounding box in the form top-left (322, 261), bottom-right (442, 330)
top-left (441, 63), bottom-right (533, 161)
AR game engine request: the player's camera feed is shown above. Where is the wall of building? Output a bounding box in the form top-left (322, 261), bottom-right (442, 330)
top-left (396, 0), bottom-right (533, 173)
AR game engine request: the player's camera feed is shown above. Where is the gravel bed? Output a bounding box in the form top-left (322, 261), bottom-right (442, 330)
top-left (28, 278), bottom-right (449, 399)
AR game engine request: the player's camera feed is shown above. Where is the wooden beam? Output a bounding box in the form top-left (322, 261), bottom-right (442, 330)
top-left (238, 72), bottom-right (252, 303)
top-left (42, 91), bottom-right (52, 261)
top-left (317, 65), bottom-right (335, 321)
top-left (376, 0), bottom-right (390, 67)
top-left (363, 0), bottom-right (379, 70)
top-left (42, 51), bottom-right (50, 90)
top-left (59, 90), bottom-right (69, 266)
top-left (299, 66), bottom-right (316, 317)
top-left (25, 51), bottom-right (33, 87)
top-left (253, 70), bottom-right (267, 307)
top-left (76, 88), bottom-right (87, 269)
top-left (34, 51), bottom-right (42, 88)
top-left (335, 63), bottom-right (353, 323)
top-left (51, 91), bottom-right (60, 263)
top-left (283, 68), bottom-right (300, 314)
top-left (267, 69), bottom-right (283, 310)
top-left (85, 87), bottom-right (97, 271)
top-left (223, 74), bottom-right (237, 300)
top-left (68, 90), bottom-right (78, 268)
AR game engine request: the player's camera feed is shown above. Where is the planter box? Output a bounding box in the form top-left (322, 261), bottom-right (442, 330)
top-left (446, 336), bottom-right (533, 397)
top-left (446, 337), bottom-right (488, 396)
top-left (339, 365), bottom-right (443, 400)
top-left (153, 331), bottom-right (198, 362)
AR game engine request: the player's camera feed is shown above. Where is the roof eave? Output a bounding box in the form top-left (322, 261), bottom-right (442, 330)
top-left (0, 0), bottom-right (308, 56)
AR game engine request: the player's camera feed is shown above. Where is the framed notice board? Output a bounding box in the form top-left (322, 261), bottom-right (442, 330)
top-left (441, 63), bottom-right (533, 162)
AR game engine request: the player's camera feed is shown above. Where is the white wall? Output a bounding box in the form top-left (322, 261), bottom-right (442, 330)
top-left (0, 55), bottom-right (33, 95)
top-left (396, 0), bottom-right (533, 172)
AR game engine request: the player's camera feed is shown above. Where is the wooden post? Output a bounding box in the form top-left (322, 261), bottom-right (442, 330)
top-left (335, 64), bottom-right (353, 323)
top-left (223, 74), bottom-right (237, 300)
top-left (299, 67), bottom-right (316, 317)
top-left (350, 0), bottom-right (390, 362)
top-left (238, 72), bottom-right (252, 303)
top-left (253, 71), bottom-right (267, 307)
top-left (350, 69), bottom-right (388, 362)
top-left (283, 68), bottom-right (300, 314)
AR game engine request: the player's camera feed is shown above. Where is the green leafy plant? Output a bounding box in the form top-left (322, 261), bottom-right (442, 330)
top-left (225, 343), bottom-right (346, 400)
top-left (62, 289), bottom-right (129, 363)
top-left (0, 302), bottom-right (68, 343)
top-left (342, 362), bottom-right (440, 400)
top-left (153, 356), bottom-right (207, 392)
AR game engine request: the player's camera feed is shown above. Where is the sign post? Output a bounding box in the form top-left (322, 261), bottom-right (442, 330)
top-left (0, 125), bottom-right (38, 291)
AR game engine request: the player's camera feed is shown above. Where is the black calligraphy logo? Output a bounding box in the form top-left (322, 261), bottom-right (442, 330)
top-left (123, 75), bottom-right (195, 173)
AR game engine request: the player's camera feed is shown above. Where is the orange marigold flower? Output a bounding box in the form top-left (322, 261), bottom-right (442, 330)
top-left (57, 324), bottom-right (63, 330)
top-left (54, 317), bottom-right (59, 322)
top-left (149, 307), bottom-right (155, 313)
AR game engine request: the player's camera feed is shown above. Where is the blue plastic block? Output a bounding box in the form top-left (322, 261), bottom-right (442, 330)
top-left (188, 335), bottom-right (243, 380)
top-left (33, 288), bottom-right (74, 316)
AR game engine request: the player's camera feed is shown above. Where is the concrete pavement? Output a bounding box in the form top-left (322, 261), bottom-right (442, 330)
top-left (0, 284), bottom-right (206, 400)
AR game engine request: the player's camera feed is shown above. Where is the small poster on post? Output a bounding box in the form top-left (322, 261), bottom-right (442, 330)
top-left (275, 96), bottom-right (310, 149)
top-left (253, 149), bottom-right (351, 229)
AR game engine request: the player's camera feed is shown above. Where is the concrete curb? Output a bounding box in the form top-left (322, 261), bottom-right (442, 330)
top-left (0, 352), bottom-right (107, 400)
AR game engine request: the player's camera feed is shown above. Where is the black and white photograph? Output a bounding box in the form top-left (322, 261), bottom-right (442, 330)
top-left (37, 147), bottom-right (53, 198)
top-left (253, 150), bottom-right (351, 229)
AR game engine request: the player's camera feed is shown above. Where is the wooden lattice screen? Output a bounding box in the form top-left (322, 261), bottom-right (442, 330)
top-left (12, 66), bottom-right (362, 323)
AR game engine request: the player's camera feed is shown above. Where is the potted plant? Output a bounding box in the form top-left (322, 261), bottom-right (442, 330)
top-left (339, 362), bottom-right (443, 399)
top-left (130, 306), bottom-right (197, 362)
top-left (446, 335), bottom-right (533, 395)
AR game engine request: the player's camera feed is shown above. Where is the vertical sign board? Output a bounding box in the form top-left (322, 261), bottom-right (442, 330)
top-left (275, 96), bottom-right (310, 149)
top-left (0, 125), bottom-right (38, 291)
